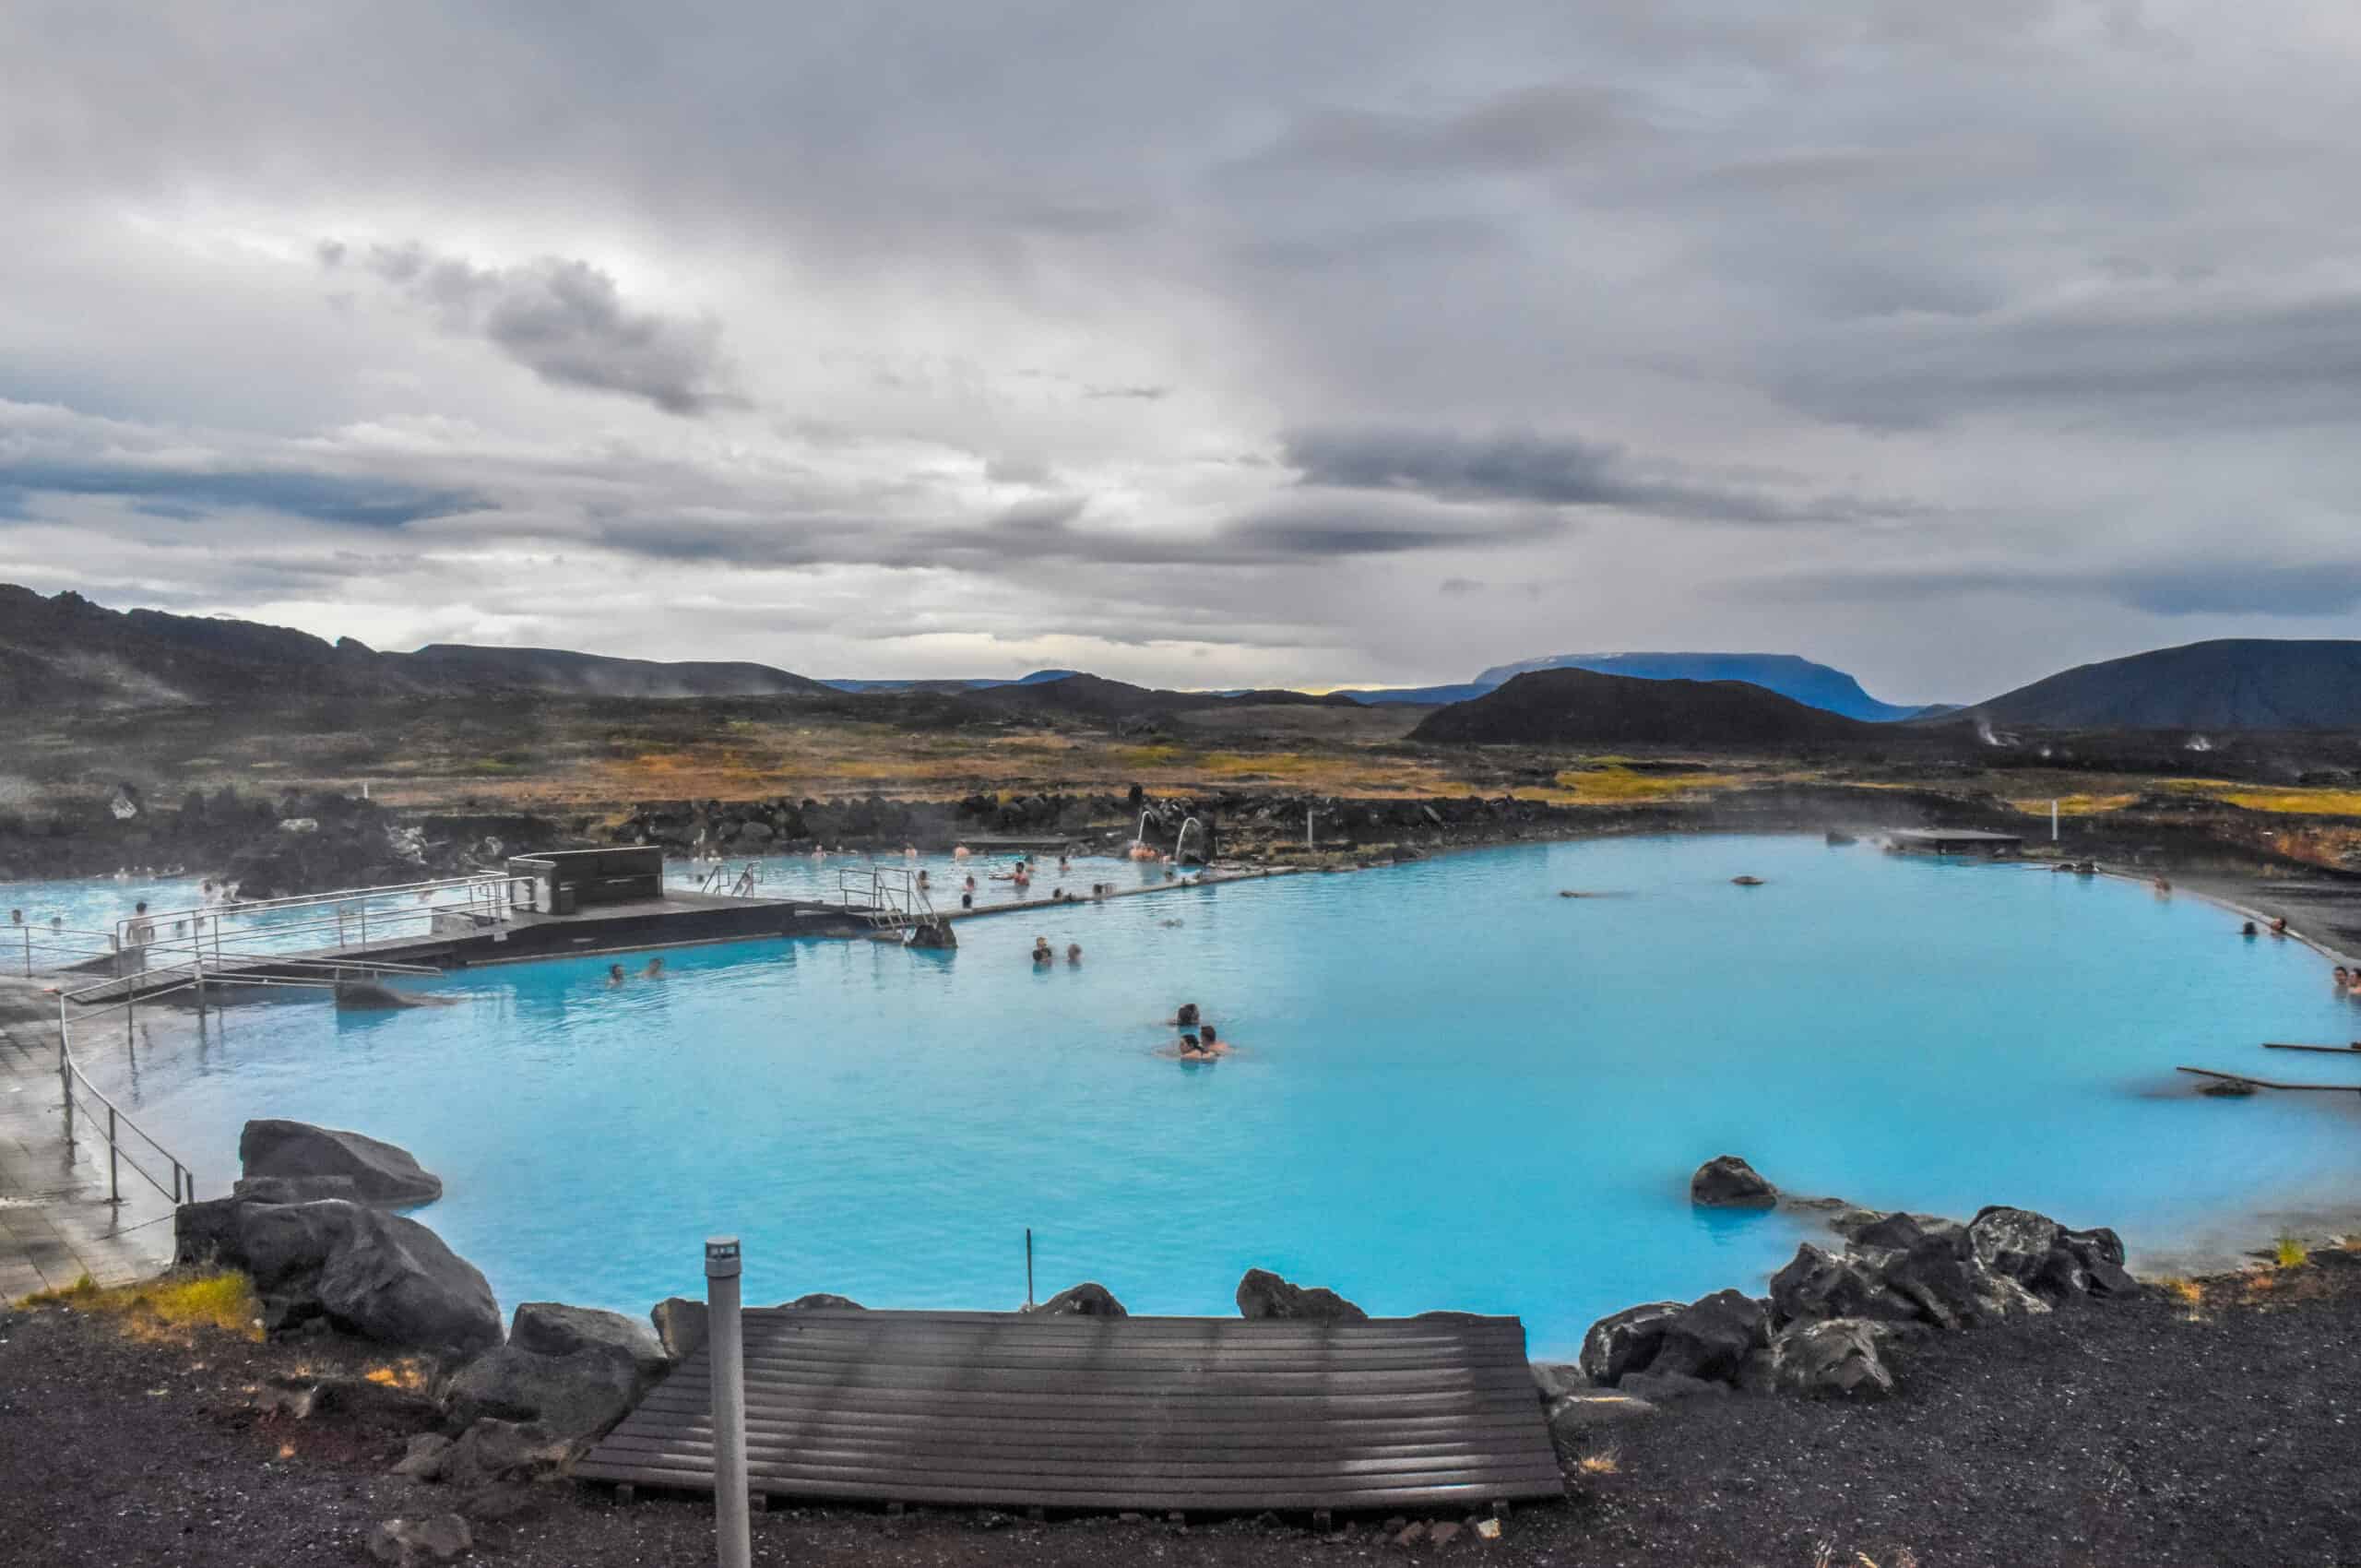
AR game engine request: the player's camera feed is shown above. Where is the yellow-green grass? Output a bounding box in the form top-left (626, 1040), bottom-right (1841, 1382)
top-left (1542, 766), bottom-right (1740, 804)
top-left (17, 1268), bottom-right (262, 1340)
top-left (2004, 793), bottom-right (2140, 816)
top-left (2162, 780), bottom-right (2361, 816)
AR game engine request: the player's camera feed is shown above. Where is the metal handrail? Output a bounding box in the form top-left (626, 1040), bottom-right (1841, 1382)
top-left (49, 946), bottom-right (448, 1208)
top-left (114, 871), bottom-right (531, 956)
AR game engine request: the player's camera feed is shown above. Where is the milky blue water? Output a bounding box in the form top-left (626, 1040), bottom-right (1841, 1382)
top-left (57, 835), bottom-right (2361, 1359)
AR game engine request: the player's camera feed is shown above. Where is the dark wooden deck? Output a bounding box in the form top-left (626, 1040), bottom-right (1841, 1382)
top-left (574, 1308), bottom-right (1563, 1514)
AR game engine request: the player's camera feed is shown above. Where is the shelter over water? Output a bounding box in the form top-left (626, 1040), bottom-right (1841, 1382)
top-left (1885, 828), bottom-right (2024, 857)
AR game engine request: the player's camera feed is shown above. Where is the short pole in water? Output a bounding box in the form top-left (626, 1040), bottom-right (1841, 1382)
top-left (1026, 1227), bottom-right (1035, 1307)
top-left (2051, 799), bottom-right (2059, 843)
top-left (706, 1236), bottom-right (752, 1568)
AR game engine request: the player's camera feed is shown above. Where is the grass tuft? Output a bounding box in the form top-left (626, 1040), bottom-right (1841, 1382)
top-left (1575, 1443), bottom-right (1621, 1476)
top-left (16, 1267), bottom-right (263, 1341)
top-left (2274, 1232), bottom-right (2310, 1268)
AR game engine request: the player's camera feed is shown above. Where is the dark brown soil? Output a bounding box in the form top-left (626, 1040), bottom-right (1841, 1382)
top-left (6, 1256), bottom-right (2360, 1567)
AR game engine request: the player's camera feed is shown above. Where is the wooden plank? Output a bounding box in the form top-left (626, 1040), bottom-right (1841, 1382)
top-left (576, 1308), bottom-right (1561, 1514)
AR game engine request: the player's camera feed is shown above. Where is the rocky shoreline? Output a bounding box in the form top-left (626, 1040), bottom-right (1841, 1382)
top-left (6, 1117), bottom-right (2347, 1565)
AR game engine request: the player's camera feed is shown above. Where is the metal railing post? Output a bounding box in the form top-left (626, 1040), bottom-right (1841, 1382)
top-left (20, 925), bottom-right (28, 978)
top-left (57, 997), bottom-right (73, 1148)
top-left (706, 1236), bottom-right (752, 1568)
top-left (193, 948), bottom-right (206, 1020)
top-left (106, 1106), bottom-right (120, 1205)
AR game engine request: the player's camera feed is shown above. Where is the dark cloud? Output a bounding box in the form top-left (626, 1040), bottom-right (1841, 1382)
top-left (0, 457), bottom-right (487, 528)
top-left (1244, 83), bottom-right (1643, 176)
top-left (1750, 559), bottom-right (2361, 619)
top-left (355, 244), bottom-right (742, 416)
top-left (1282, 427), bottom-right (1908, 525)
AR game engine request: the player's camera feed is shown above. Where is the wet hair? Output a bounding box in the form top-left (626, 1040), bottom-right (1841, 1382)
top-left (609, 963), bottom-right (624, 978)
top-left (1176, 1003), bottom-right (1200, 1026)
top-left (1200, 1024), bottom-right (1218, 1044)
top-left (1180, 1033), bottom-right (1201, 1050)
top-left (2242, 921), bottom-right (2259, 935)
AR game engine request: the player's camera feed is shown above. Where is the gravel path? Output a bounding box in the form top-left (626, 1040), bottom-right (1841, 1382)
top-left (6, 1253), bottom-right (2359, 1567)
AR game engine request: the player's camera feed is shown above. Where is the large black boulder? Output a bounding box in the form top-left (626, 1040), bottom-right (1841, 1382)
top-left (1689, 1155), bottom-right (1776, 1208)
top-left (239, 1120), bottom-right (443, 1206)
top-left (1578, 1301), bottom-right (1684, 1386)
top-left (1235, 1268), bottom-right (1367, 1322)
top-left (442, 1345), bottom-right (641, 1440)
top-left (218, 1198), bottom-right (500, 1355)
top-left (1644, 1289), bottom-right (1770, 1383)
top-left (509, 1301), bottom-right (667, 1380)
top-left (1769, 1242), bottom-right (1921, 1328)
top-left (1769, 1318), bottom-right (1897, 1398)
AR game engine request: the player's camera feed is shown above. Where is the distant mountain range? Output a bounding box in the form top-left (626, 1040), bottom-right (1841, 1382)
top-left (0, 586), bottom-right (838, 709)
top-left (1964, 640), bottom-right (2361, 732)
top-left (1411, 668), bottom-right (1877, 747)
top-left (816, 670), bottom-right (1081, 695)
top-left (13, 584), bottom-right (2361, 738)
top-left (1342, 652), bottom-right (1945, 721)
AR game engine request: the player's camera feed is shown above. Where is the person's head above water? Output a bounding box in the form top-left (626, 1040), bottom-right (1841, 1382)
top-left (608, 963), bottom-right (624, 980)
top-left (1176, 1002), bottom-right (1200, 1025)
top-left (1180, 1032), bottom-right (1201, 1051)
top-left (1200, 1023), bottom-right (1218, 1045)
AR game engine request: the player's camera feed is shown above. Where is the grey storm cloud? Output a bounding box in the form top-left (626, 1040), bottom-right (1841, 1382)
top-left (1282, 428), bottom-right (1908, 526)
top-left (348, 244), bottom-right (742, 416)
top-left (0, 457), bottom-right (486, 528)
top-left (1750, 560), bottom-right (2361, 620)
top-left (7, 0), bottom-right (2361, 690)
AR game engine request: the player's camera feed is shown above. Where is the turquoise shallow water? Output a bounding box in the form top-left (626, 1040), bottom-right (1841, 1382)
top-left (56, 835), bottom-right (2361, 1359)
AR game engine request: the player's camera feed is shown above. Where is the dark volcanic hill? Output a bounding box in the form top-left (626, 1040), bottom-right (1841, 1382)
top-left (403, 644), bottom-right (831, 699)
top-left (0, 584), bottom-right (831, 709)
top-left (1964, 640), bottom-right (2361, 731)
top-left (1411, 667), bottom-right (1876, 746)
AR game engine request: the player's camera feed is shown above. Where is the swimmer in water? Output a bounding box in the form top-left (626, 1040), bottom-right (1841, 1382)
top-left (2242, 921), bottom-right (2259, 937)
top-left (1178, 1032), bottom-right (1214, 1061)
top-left (1170, 1002), bottom-right (1201, 1028)
top-left (1199, 1022), bottom-right (1232, 1054)
top-left (1066, 943), bottom-right (1082, 965)
top-left (1058, 856), bottom-right (1071, 873)
top-left (1032, 936), bottom-right (1053, 964)
top-left (2271, 916), bottom-right (2289, 936)
top-left (6, 909), bottom-right (18, 926)
top-left (643, 956), bottom-right (665, 979)
top-left (607, 963), bottom-right (626, 987)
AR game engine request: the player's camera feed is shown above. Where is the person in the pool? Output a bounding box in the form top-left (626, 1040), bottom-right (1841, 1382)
top-left (643, 956), bottom-right (666, 979)
top-left (1066, 943), bottom-right (1082, 965)
top-left (1178, 1032), bottom-right (1215, 1061)
top-left (607, 963), bottom-right (627, 987)
top-left (1198, 1022), bottom-right (1234, 1054)
top-left (2271, 916), bottom-right (2290, 936)
top-left (2242, 921), bottom-right (2259, 938)
top-left (1032, 936), bottom-right (1053, 964)
top-left (1169, 1003), bottom-right (1201, 1028)
top-left (6, 909), bottom-right (18, 926)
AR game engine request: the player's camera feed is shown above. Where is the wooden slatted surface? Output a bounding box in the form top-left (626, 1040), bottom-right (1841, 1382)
top-left (575, 1309), bottom-right (1563, 1513)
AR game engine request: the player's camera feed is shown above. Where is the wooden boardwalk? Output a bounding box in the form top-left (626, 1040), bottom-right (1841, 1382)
top-left (575, 1308), bottom-right (1563, 1515)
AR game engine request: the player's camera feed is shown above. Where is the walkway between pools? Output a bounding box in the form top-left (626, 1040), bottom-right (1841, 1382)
top-left (577, 1306), bottom-right (1563, 1515)
top-left (0, 979), bottom-right (175, 1301)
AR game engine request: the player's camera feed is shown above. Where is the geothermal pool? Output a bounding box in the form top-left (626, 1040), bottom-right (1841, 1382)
top-left (50, 834), bottom-right (2361, 1359)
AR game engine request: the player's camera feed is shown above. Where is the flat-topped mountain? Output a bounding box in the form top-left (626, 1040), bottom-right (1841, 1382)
top-left (1469, 652), bottom-right (1938, 722)
top-left (1963, 639), bottom-right (2361, 731)
top-left (1411, 667), bottom-right (1876, 746)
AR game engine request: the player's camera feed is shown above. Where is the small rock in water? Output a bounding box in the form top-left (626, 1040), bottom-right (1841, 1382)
top-left (1690, 1154), bottom-right (1776, 1208)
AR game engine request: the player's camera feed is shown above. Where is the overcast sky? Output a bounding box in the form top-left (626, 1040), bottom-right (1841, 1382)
top-left (6, 1), bottom-right (2360, 702)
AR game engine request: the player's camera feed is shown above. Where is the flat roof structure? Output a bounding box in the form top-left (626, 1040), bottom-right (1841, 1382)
top-left (1886, 828), bottom-right (2025, 855)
